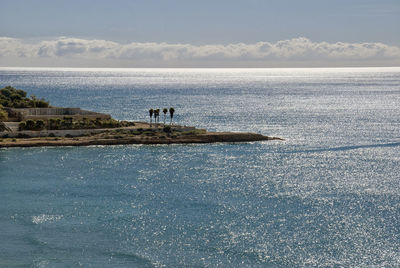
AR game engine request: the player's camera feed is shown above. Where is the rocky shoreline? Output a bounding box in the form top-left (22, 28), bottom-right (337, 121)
top-left (0, 123), bottom-right (283, 148)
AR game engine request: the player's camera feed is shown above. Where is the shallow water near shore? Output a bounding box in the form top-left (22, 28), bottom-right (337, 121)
top-left (1, 67), bottom-right (400, 266)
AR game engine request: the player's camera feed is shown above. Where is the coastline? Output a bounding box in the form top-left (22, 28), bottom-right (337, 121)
top-left (0, 122), bottom-right (283, 148)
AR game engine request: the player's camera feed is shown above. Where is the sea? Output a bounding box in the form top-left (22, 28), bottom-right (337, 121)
top-left (0, 67), bottom-right (399, 267)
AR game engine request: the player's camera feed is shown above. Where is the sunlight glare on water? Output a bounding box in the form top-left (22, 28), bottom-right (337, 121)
top-left (0, 67), bottom-right (399, 267)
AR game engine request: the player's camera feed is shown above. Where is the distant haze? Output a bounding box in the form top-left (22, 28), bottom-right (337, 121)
top-left (1, 0), bottom-right (399, 67)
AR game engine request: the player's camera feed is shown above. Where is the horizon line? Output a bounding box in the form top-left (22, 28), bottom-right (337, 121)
top-left (1, 66), bottom-right (400, 70)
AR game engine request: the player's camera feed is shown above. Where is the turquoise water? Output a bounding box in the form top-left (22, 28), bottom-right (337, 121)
top-left (1, 68), bottom-right (400, 267)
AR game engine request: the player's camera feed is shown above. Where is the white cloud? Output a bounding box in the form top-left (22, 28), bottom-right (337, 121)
top-left (1, 36), bottom-right (399, 67)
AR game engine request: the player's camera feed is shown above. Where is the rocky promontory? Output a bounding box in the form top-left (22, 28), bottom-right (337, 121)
top-left (0, 122), bottom-right (283, 148)
top-left (0, 87), bottom-right (283, 148)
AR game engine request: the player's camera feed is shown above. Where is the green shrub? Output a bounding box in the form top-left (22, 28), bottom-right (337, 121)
top-left (19, 119), bottom-right (48, 131)
top-left (87, 122), bottom-right (96, 129)
top-left (49, 118), bottom-right (58, 130)
top-left (63, 116), bottom-right (72, 121)
top-left (35, 120), bottom-right (45, 130)
top-left (163, 126), bottom-right (172, 133)
top-left (35, 99), bottom-right (49, 108)
top-left (0, 104), bottom-right (8, 121)
top-left (61, 118), bottom-right (73, 129)
top-left (120, 121), bottom-right (135, 127)
top-left (18, 121), bottom-right (26, 131)
top-left (25, 119), bottom-right (35, 130)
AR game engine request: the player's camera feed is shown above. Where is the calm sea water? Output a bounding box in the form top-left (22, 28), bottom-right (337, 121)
top-left (1, 67), bottom-right (399, 267)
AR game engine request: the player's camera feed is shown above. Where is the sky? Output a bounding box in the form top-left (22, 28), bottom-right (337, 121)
top-left (1, 0), bottom-right (400, 67)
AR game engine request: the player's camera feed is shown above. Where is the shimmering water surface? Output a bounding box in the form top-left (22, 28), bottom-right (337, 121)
top-left (1, 67), bottom-right (399, 267)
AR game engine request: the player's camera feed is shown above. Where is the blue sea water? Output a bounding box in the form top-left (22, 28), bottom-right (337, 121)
top-left (0, 67), bottom-right (399, 267)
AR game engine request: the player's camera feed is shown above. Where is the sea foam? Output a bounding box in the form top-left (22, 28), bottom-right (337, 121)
top-left (32, 214), bottom-right (63, 224)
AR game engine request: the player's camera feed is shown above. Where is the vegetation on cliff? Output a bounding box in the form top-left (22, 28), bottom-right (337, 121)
top-left (0, 86), bottom-right (50, 108)
top-left (0, 104), bottom-right (7, 121)
top-left (0, 104), bottom-right (8, 132)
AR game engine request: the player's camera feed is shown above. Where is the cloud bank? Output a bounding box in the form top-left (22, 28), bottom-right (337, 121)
top-left (1, 36), bottom-right (399, 67)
